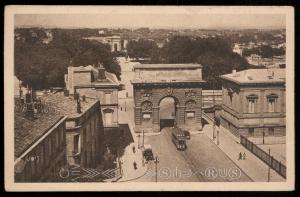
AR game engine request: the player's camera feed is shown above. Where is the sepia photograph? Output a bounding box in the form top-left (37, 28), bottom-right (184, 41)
top-left (4, 5), bottom-right (295, 191)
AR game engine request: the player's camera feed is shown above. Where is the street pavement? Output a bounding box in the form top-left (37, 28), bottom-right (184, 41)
top-left (135, 128), bottom-right (252, 182)
top-left (202, 119), bottom-right (286, 182)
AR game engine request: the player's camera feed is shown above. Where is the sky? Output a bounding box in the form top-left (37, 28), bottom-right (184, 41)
top-left (14, 7), bottom-right (286, 29)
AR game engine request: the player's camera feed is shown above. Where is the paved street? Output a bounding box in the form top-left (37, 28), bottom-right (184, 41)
top-left (118, 57), bottom-right (251, 182)
top-left (135, 128), bottom-right (252, 182)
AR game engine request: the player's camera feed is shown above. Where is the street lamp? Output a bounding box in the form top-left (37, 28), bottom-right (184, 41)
top-left (212, 82), bottom-right (216, 140)
top-left (267, 148), bottom-right (271, 182)
top-left (142, 130), bottom-right (145, 148)
top-left (137, 134), bottom-right (141, 149)
top-left (154, 156), bottom-right (159, 182)
top-left (217, 130), bottom-right (220, 145)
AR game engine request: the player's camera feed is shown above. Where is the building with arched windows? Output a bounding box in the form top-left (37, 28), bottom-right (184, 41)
top-left (220, 68), bottom-right (286, 137)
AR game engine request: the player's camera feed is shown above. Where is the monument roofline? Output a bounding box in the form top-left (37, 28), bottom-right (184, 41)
top-left (133, 63), bottom-right (202, 69)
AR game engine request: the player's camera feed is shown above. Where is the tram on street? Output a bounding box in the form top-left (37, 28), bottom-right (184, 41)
top-left (171, 127), bottom-right (187, 151)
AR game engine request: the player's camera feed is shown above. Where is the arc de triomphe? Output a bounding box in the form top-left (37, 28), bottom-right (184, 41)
top-left (131, 64), bottom-right (206, 133)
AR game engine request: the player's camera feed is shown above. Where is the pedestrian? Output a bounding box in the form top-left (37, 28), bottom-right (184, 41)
top-left (243, 152), bottom-right (246, 160)
top-left (133, 161), bottom-right (137, 170)
top-left (238, 152), bottom-right (243, 160)
top-left (132, 145), bottom-right (136, 153)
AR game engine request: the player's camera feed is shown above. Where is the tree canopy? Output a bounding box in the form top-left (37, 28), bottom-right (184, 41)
top-left (14, 28), bottom-right (121, 90)
top-left (127, 39), bottom-right (158, 59)
top-left (149, 36), bottom-right (250, 89)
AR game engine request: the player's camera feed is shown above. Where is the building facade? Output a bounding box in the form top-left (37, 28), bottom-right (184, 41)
top-left (14, 99), bottom-right (67, 182)
top-left (220, 69), bottom-right (286, 137)
top-left (44, 92), bottom-right (105, 168)
top-left (65, 64), bottom-right (123, 130)
top-left (131, 64), bottom-right (205, 133)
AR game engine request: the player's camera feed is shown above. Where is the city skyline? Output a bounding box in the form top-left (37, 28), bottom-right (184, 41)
top-left (14, 7), bottom-right (285, 30)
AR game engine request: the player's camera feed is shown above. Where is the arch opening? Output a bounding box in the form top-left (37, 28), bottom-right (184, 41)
top-left (159, 96), bottom-right (177, 130)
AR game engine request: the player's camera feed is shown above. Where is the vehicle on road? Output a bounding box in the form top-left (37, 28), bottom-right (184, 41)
top-left (171, 127), bottom-right (187, 151)
top-left (142, 144), bottom-right (154, 161)
top-left (182, 130), bottom-right (191, 140)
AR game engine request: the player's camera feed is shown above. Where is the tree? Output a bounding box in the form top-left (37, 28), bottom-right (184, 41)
top-left (127, 39), bottom-right (158, 59)
top-left (14, 28), bottom-right (121, 90)
top-left (157, 36), bottom-right (250, 89)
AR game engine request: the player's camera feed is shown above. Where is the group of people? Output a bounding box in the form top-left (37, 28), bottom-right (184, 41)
top-left (238, 152), bottom-right (247, 160)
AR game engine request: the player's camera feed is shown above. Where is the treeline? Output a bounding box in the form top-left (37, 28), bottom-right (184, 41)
top-left (127, 36), bottom-right (251, 89)
top-left (242, 45), bottom-right (285, 58)
top-left (14, 28), bottom-right (121, 90)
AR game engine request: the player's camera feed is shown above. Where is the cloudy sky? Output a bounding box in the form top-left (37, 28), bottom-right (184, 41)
top-left (14, 7), bottom-right (286, 29)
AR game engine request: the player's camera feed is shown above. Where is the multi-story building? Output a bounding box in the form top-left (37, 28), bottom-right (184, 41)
top-left (220, 68), bottom-right (286, 137)
top-left (14, 98), bottom-right (67, 182)
top-left (44, 91), bottom-right (105, 168)
top-left (65, 64), bottom-right (123, 131)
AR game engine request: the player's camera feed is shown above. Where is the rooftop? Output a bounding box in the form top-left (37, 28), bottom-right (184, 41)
top-left (42, 91), bottom-right (98, 119)
top-left (133, 64), bottom-right (202, 69)
top-left (14, 106), bottom-right (64, 159)
top-left (71, 65), bottom-right (121, 86)
top-left (220, 68), bottom-right (286, 85)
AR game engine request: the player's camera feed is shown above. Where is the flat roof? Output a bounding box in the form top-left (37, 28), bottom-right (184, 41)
top-left (133, 64), bottom-right (202, 69)
top-left (220, 68), bottom-right (286, 85)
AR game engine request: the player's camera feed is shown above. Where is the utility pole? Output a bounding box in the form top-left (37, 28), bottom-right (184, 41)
top-left (268, 148), bottom-right (271, 182)
top-left (154, 156), bottom-right (159, 182)
top-left (137, 134), bottom-right (141, 149)
top-left (142, 130), bottom-right (145, 148)
top-left (217, 130), bottom-right (220, 145)
top-left (213, 82), bottom-right (216, 140)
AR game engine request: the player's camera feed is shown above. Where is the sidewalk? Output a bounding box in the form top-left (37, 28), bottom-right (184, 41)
top-left (203, 123), bottom-right (285, 182)
top-left (118, 96), bottom-right (148, 182)
top-left (118, 142), bottom-right (148, 182)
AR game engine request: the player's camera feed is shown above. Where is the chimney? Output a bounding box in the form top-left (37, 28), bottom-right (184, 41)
top-left (97, 62), bottom-right (106, 81)
top-left (76, 93), bottom-right (81, 113)
top-left (232, 69), bottom-right (237, 74)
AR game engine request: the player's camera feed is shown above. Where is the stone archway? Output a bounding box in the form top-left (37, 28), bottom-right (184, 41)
top-left (131, 64), bottom-right (205, 133)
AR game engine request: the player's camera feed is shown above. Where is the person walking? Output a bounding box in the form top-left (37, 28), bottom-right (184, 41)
top-left (243, 152), bottom-right (247, 160)
top-left (238, 152), bottom-right (243, 160)
top-left (133, 161), bottom-right (137, 170)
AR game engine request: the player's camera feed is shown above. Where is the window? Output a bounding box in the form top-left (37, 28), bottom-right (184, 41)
top-left (267, 94), bottom-right (278, 113)
top-left (249, 128), bottom-right (254, 136)
top-left (73, 134), bottom-right (81, 155)
top-left (247, 95), bottom-right (258, 113)
top-left (143, 113), bottom-right (151, 119)
top-left (55, 129), bottom-right (59, 149)
top-left (105, 112), bottom-right (113, 126)
top-left (268, 98), bottom-right (275, 112)
top-left (268, 127), bottom-right (274, 136)
top-left (48, 137), bottom-right (52, 156)
top-left (186, 112), bottom-right (195, 118)
top-left (105, 93), bottom-right (111, 104)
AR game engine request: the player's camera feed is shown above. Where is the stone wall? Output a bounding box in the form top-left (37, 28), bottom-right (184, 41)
top-left (65, 101), bottom-right (104, 168)
top-left (133, 84), bottom-right (203, 133)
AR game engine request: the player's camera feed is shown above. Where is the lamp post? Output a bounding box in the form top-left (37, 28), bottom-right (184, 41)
top-left (154, 156), bottom-right (159, 182)
top-left (142, 130), bottom-right (145, 148)
top-left (137, 134), bottom-right (141, 149)
top-left (217, 130), bottom-right (220, 145)
top-left (212, 83), bottom-right (216, 140)
top-left (267, 148), bottom-right (271, 182)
